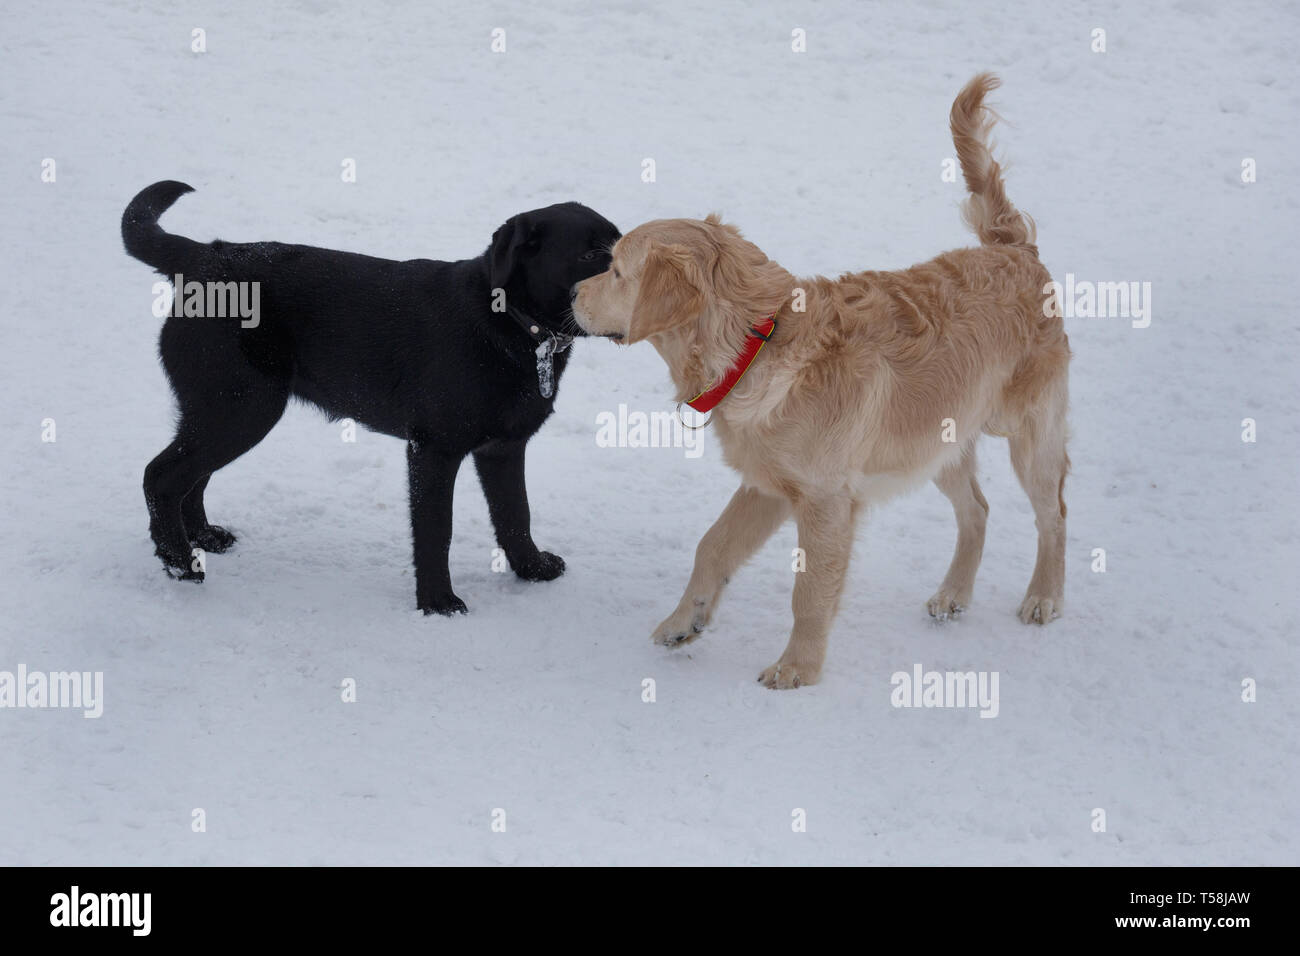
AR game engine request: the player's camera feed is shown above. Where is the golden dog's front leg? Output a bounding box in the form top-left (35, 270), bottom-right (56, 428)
top-left (759, 494), bottom-right (855, 689)
top-left (651, 485), bottom-right (790, 646)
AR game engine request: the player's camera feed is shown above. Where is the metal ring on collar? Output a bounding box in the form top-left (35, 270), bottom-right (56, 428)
top-left (675, 402), bottom-right (712, 431)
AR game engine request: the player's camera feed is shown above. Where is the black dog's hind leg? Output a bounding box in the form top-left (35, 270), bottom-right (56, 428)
top-left (408, 440), bottom-right (467, 615)
top-left (145, 378), bottom-right (289, 581)
top-left (181, 475), bottom-right (237, 553)
top-left (473, 438), bottom-right (565, 583)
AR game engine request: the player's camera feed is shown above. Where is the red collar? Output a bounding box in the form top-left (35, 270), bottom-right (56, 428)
top-left (685, 315), bottom-right (778, 413)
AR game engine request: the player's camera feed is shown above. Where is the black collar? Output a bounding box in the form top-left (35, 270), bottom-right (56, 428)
top-left (508, 304), bottom-right (573, 350)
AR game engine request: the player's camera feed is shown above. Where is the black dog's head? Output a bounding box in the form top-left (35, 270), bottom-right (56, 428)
top-left (488, 202), bottom-right (621, 338)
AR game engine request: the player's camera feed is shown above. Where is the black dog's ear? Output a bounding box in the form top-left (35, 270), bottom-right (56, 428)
top-left (488, 214), bottom-right (543, 291)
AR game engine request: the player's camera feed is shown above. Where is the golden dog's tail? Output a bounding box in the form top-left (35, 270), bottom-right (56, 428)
top-left (950, 73), bottom-right (1035, 247)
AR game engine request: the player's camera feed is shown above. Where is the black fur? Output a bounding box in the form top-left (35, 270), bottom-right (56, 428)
top-left (122, 181), bottom-right (619, 614)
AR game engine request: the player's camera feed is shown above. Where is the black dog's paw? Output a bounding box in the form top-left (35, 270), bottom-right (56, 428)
top-left (420, 593), bottom-right (468, 616)
top-left (190, 524), bottom-right (237, 554)
top-left (514, 551), bottom-right (565, 582)
top-left (160, 560), bottom-right (204, 583)
top-left (156, 545), bottom-right (205, 583)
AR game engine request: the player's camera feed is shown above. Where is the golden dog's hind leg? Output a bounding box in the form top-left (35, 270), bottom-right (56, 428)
top-left (1008, 386), bottom-right (1069, 624)
top-left (651, 486), bottom-right (791, 646)
top-left (927, 445), bottom-right (989, 620)
top-left (759, 494), bottom-right (855, 689)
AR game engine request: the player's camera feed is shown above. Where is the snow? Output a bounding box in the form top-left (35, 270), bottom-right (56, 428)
top-left (2, 0), bottom-right (1297, 865)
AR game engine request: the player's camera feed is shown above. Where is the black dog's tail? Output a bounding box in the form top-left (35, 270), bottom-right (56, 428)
top-left (122, 180), bottom-right (205, 274)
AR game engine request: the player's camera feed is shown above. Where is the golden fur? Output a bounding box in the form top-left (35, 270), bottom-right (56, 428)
top-left (573, 74), bottom-right (1071, 688)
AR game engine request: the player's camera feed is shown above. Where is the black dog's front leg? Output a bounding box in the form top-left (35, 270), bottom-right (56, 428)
top-left (473, 439), bottom-right (565, 582)
top-left (407, 440), bottom-right (467, 615)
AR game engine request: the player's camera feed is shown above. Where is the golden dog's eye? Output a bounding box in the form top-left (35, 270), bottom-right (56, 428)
top-left (613, 268), bottom-right (621, 279)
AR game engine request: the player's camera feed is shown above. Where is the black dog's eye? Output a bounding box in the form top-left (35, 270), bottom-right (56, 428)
top-left (580, 250), bottom-right (603, 261)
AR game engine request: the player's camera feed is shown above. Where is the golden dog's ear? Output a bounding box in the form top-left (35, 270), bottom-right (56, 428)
top-left (628, 243), bottom-right (703, 344)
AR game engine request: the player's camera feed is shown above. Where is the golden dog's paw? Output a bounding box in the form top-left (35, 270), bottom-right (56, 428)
top-left (650, 606), bottom-right (709, 646)
top-left (757, 659), bottom-right (821, 689)
top-left (1017, 594), bottom-right (1062, 625)
top-left (926, 587), bottom-right (970, 621)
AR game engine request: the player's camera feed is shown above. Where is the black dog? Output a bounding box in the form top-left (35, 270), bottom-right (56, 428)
top-left (122, 181), bottom-right (619, 614)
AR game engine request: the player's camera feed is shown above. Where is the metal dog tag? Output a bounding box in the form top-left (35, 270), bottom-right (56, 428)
top-left (535, 334), bottom-right (573, 398)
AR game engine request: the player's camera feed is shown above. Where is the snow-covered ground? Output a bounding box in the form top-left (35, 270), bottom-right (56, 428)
top-left (2, 0), bottom-right (1297, 865)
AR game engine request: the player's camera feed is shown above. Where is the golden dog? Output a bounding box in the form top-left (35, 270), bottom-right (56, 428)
top-left (573, 74), bottom-right (1070, 688)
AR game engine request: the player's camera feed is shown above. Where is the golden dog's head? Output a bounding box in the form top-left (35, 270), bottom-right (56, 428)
top-left (571, 215), bottom-right (793, 391)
